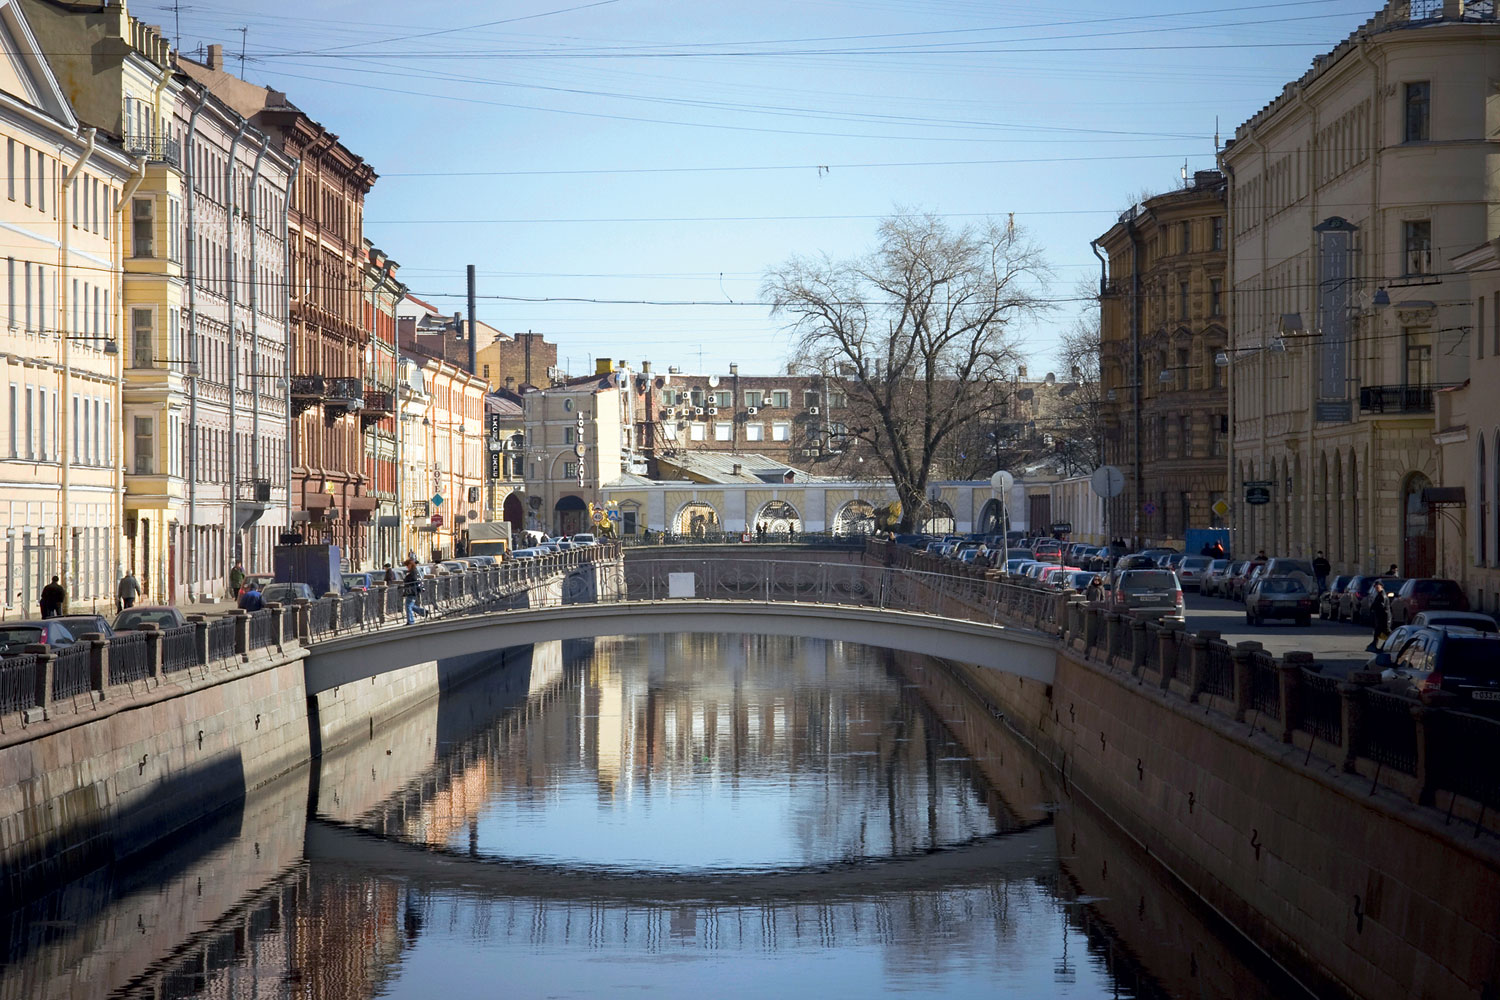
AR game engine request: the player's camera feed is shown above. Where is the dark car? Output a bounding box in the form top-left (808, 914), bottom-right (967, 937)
top-left (1390, 578), bottom-right (1470, 626)
top-left (1375, 626), bottom-right (1500, 714)
top-left (53, 614), bottom-right (116, 639)
top-left (0, 620), bottom-right (77, 652)
top-left (1350, 576), bottom-right (1407, 624)
top-left (1409, 611), bottom-right (1499, 633)
top-left (1337, 576), bottom-right (1375, 622)
top-left (113, 605), bottom-right (189, 631)
top-left (263, 582), bottom-right (317, 604)
top-left (1319, 576), bottom-right (1353, 620)
top-left (1110, 569), bottom-right (1185, 620)
top-left (1227, 560), bottom-right (1262, 602)
top-left (1244, 577), bottom-right (1317, 627)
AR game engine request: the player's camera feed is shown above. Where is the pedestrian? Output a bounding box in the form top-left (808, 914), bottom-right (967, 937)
top-left (1312, 551), bottom-right (1331, 594)
top-left (1210, 541), bottom-right (1226, 559)
top-left (237, 581), bottom-right (264, 612)
top-left (403, 558), bottom-right (429, 625)
top-left (1369, 581), bottom-right (1392, 647)
top-left (1385, 563), bottom-right (1398, 577)
top-left (1254, 549), bottom-right (1268, 562)
top-left (1200, 542), bottom-right (1214, 557)
top-left (117, 570), bottom-right (141, 612)
top-left (382, 562), bottom-right (396, 585)
top-left (228, 561), bottom-right (245, 599)
top-left (39, 575), bottom-right (66, 618)
top-left (1085, 575), bottom-right (1106, 603)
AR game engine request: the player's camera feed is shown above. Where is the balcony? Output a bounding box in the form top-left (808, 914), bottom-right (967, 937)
top-left (123, 133), bottom-right (182, 168)
top-left (1358, 383), bottom-right (1460, 415)
top-left (361, 387), bottom-right (393, 426)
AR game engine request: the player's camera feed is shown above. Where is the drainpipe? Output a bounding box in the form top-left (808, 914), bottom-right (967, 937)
top-left (1089, 238), bottom-right (1110, 542)
top-left (1124, 212), bottom-right (1145, 550)
top-left (184, 92), bottom-right (207, 600)
top-left (246, 138), bottom-right (267, 570)
top-left (1222, 160), bottom-right (1238, 558)
top-left (283, 160), bottom-right (300, 538)
top-left (59, 126), bottom-right (96, 592)
top-left (225, 123), bottom-right (246, 579)
top-left (113, 154), bottom-right (148, 592)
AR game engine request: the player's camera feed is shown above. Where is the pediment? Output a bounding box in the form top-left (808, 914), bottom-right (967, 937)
top-left (0, 0), bottom-right (76, 127)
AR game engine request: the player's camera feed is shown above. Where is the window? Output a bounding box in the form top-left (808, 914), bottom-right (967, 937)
top-left (1178, 281), bottom-right (1189, 318)
top-left (1211, 416), bottom-right (1226, 456)
top-left (827, 390), bottom-right (847, 409)
top-left (1210, 277), bottom-right (1223, 316)
top-left (35, 152), bottom-right (44, 214)
top-left (563, 460), bottom-right (578, 479)
top-left (35, 388), bottom-right (44, 461)
top-left (1403, 328), bottom-right (1433, 386)
top-left (1405, 81), bottom-right (1430, 142)
top-left (1493, 291), bottom-right (1499, 358)
top-left (1480, 295), bottom-right (1486, 360)
top-left (714, 422), bottom-right (732, 441)
top-left (1176, 348), bottom-right (1190, 390)
top-left (132, 197), bottom-right (154, 257)
top-left (744, 390), bottom-right (764, 408)
top-left (6, 384), bottom-right (13, 458)
top-left (22, 145), bottom-right (30, 206)
top-left (772, 422), bottom-right (791, 442)
top-left (689, 421), bottom-right (706, 441)
top-left (771, 390), bottom-right (791, 408)
top-left (134, 416), bottom-right (153, 474)
top-left (745, 423), bottom-right (764, 442)
top-left (563, 426), bottom-right (574, 445)
top-left (1179, 220), bottom-right (1190, 254)
top-left (1403, 220), bottom-right (1431, 276)
top-left (803, 390), bottom-right (821, 408)
top-left (5, 258), bottom-right (12, 328)
top-left (1178, 414), bottom-right (1191, 456)
top-left (5, 140), bottom-right (11, 200)
top-left (713, 390), bottom-right (731, 407)
top-left (1211, 216), bottom-right (1225, 251)
top-left (168, 197), bottom-right (181, 261)
top-left (131, 308), bottom-right (153, 368)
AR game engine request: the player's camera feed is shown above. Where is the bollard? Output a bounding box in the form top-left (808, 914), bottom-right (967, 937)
top-left (1156, 621), bottom-right (1183, 690)
top-left (1105, 612), bottom-right (1124, 665)
top-left (82, 633), bottom-right (109, 696)
top-left (371, 584), bottom-right (387, 623)
top-left (1230, 640), bottom-right (1263, 722)
top-left (324, 593), bottom-right (342, 633)
top-left (1187, 630), bottom-right (1220, 703)
top-left (1338, 671), bottom-right (1379, 773)
top-left (292, 599), bottom-right (311, 640)
top-left (1278, 651), bottom-right (1314, 743)
top-left (266, 603), bottom-right (285, 651)
top-left (1130, 618), bottom-right (1149, 677)
top-left (232, 610), bottom-right (251, 661)
top-left (24, 644), bottom-right (54, 722)
top-left (138, 622), bottom-right (164, 678)
top-left (1411, 704), bottom-right (1438, 806)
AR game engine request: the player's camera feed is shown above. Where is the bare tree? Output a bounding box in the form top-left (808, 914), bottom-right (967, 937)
top-left (765, 211), bottom-right (1050, 531)
top-left (1049, 308), bottom-right (1106, 477)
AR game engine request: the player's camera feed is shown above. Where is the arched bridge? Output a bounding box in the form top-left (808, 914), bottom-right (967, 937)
top-left (305, 598), bottom-right (1056, 694)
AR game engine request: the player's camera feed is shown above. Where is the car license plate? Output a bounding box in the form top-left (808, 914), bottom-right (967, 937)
top-left (1472, 691), bottom-right (1500, 702)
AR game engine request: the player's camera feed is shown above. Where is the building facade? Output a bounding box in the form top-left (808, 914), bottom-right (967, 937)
top-left (182, 47), bottom-right (379, 569)
top-left (1221, 2), bottom-right (1495, 574)
top-left (400, 354), bottom-right (485, 561)
top-left (522, 373), bottom-right (623, 535)
top-left (483, 390), bottom-right (526, 534)
top-left (0, 0), bottom-right (134, 613)
top-left (1095, 170), bottom-right (1229, 551)
top-left (362, 241), bottom-right (403, 569)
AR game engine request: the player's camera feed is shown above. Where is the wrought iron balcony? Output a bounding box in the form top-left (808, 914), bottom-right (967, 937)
top-left (360, 387), bottom-right (393, 425)
top-left (290, 375), bottom-right (325, 399)
top-left (122, 133), bottom-right (182, 168)
top-left (1358, 383), bottom-right (1460, 415)
top-left (325, 377), bottom-right (363, 404)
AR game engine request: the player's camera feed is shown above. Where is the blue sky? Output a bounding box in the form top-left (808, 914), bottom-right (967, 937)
top-left (140, 0), bottom-right (1381, 376)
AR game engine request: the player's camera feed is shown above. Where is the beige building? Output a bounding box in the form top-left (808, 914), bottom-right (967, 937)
top-left (397, 354), bottom-right (485, 562)
top-left (0, 0), bottom-right (135, 614)
top-left (522, 372), bottom-right (625, 535)
top-left (1220, 1), bottom-right (1496, 575)
top-left (1095, 171), bottom-right (1229, 550)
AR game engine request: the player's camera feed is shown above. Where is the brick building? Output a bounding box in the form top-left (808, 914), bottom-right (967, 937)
top-left (395, 295), bottom-right (559, 391)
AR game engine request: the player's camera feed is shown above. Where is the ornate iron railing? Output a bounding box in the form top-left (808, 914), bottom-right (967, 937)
top-left (51, 644), bottom-right (93, 700)
top-left (108, 632), bottom-right (152, 684)
top-left (162, 625), bottom-right (200, 673)
top-left (0, 654), bottom-right (38, 714)
top-left (207, 617), bottom-right (237, 663)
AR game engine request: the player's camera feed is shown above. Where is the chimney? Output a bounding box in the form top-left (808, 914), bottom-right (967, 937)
top-left (206, 43), bottom-right (223, 70)
top-left (505, 376), bottom-right (515, 391)
top-left (729, 362), bottom-right (739, 376)
top-left (452, 312), bottom-right (463, 338)
top-left (732, 463), bottom-right (742, 476)
top-left (641, 360), bottom-right (651, 374)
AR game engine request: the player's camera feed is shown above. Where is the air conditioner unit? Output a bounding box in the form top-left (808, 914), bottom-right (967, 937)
top-left (663, 407), bottom-right (676, 418)
top-left (747, 406), bottom-right (758, 415)
top-left (707, 406), bottom-right (718, 415)
top-left (808, 406), bottom-right (820, 415)
top-left (695, 407), bottom-right (705, 416)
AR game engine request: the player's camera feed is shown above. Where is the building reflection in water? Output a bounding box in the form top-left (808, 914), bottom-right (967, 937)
top-left (3, 634), bottom-right (1307, 1000)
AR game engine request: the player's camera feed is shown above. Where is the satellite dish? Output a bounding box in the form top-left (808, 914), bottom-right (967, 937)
top-left (1090, 465), bottom-right (1126, 498)
top-left (989, 470), bottom-right (1014, 493)
top-left (708, 374), bottom-right (720, 387)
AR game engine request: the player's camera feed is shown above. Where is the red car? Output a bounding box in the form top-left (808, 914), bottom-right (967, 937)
top-left (1391, 578), bottom-right (1470, 626)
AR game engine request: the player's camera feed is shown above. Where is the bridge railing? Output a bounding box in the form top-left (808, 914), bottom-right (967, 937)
top-left (867, 537), bottom-right (1500, 828)
top-left (621, 530), bottom-right (865, 549)
top-left (0, 543), bottom-right (623, 728)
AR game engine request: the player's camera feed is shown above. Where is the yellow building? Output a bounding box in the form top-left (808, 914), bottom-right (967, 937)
top-left (397, 354), bottom-right (486, 562)
top-left (0, 0), bottom-right (135, 614)
top-left (521, 372), bottom-right (624, 535)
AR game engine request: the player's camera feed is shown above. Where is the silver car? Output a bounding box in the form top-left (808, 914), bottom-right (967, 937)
top-left (1110, 569), bottom-right (1185, 620)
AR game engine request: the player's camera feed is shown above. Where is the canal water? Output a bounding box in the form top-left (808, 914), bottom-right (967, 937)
top-left (2, 634), bottom-right (1310, 999)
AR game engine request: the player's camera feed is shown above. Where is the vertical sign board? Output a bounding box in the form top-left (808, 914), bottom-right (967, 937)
top-left (1315, 217), bottom-right (1356, 408)
top-left (487, 449), bottom-right (501, 480)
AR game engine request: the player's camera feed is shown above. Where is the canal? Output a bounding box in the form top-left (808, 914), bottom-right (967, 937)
top-left (2, 634), bottom-right (1312, 999)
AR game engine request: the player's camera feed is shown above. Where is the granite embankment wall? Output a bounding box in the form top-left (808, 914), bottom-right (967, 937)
top-left (946, 644), bottom-right (1500, 1000)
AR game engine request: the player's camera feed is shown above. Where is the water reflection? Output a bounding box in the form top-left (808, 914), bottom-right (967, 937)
top-left (1, 633), bottom-right (1310, 999)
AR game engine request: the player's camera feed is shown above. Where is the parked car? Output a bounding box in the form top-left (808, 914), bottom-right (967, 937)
top-left (53, 614), bottom-right (115, 639)
top-left (1349, 576), bottom-right (1407, 624)
top-left (261, 582), bottom-right (317, 604)
top-left (1318, 576), bottom-right (1353, 620)
top-left (1110, 553), bottom-right (1161, 585)
top-left (1261, 558), bottom-right (1316, 586)
top-left (571, 532), bottom-right (597, 545)
top-left (1374, 626), bottom-right (1500, 713)
top-left (1058, 570), bottom-right (1097, 592)
top-left (238, 573), bottom-right (274, 597)
top-left (1409, 610), bottom-right (1498, 633)
top-left (0, 620), bottom-right (77, 652)
top-left (1390, 578), bottom-right (1470, 625)
top-left (1365, 624), bottom-right (1424, 668)
top-left (341, 572), bottom-right (374, 592)
top-left (1199, 559), bottom-right (1232, 597)
top-left (1175, 556), bottom-right (1213, 591)
top-left (1033, 539), bottom-right (1064, 563)
top-left (510, 548), bottom-right (542, 560)
top-left (113, 605), bottom-right (189, 631)
top-left (1110, 569), bottom-right (1185, 620)
top-left (1244, 577), bottom-right (1317, 626)
top-left (1226, 561), bottom-right (1261, 602)
top-left (1204, 560), bottom-right (1243, 599)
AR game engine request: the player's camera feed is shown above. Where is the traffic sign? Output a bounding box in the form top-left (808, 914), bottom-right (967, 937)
top-left (1142, 501), bottom-right (1157, 516)
top-left (989, 470), bottom-right (1014, 493)
top-left (1211, 498), bottom-right (1230, 517)
top-left (431, 493), bottom-right (444, 507)
top-left (1090, 465), bottom-right (1125, 499)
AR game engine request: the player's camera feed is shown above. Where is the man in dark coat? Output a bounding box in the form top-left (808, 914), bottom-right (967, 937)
top-left (1369, 581), bottom-right (1392, 646)
top-left (1312, 551), bottom-right (1331, 594)
top-left (39, 576), bottom-right (66, 618)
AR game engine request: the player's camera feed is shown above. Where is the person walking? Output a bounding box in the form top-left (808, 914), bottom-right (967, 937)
top-left (403, 558), bottom-right (429, 625)
top-left (382, 563), bottom-right (396, 585)
top-left (1085, 575), bottom-right (1106, 603)
top-left (1369, 581), bottom-right (1392, 648)
top-left (117, 571), bottom-right (141, 612)
top-left (228, 561), bottom-right (246, 599)
top-left (1312, 551), bottom-right (1331, 594)
top-left (237, 581), bottom-right (265, 612)
top-left (39, 576), bottom-right (66, 618)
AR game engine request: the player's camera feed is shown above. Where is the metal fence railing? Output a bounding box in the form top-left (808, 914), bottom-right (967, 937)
top-left (248, 610), bottom-right (275, 651)
top-left (109, 632), bottom-right (152, 685)
top-left (162, 625), bottom-right (200, 673)
top-left (51, 644), bottom-right (93, 701)
top-left (0, 653), bottom-right (38, 715)
top-left (207, 617), bottom-right (237, 664)
top-left (1295, 671), bottom-right (1343, 746)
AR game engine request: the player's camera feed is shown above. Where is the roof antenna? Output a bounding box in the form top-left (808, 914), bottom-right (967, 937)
top-left (237, 26), bottom-right (248, 75)
top-left (1214, 115), bottom-right (1221, 154)
top-left (1181, 159), bottom-right (1189, 186)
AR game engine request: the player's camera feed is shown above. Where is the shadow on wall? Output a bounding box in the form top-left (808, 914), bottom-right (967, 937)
top-left (2, 750), bottom-right (250, 903)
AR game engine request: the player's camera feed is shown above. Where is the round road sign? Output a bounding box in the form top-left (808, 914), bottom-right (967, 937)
top-left (1090, 465), bottom-right (1125, 499)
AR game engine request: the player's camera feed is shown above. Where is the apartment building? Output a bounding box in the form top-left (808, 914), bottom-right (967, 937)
top-left (521, 373), bottom-right (623, 535)
top-left (363, 241), bottom-right (404, 568)
top-left (0, 0), bottom-right (135, 613)
top-left (1221, 2), bottom-right (1497, 575)
top-left (1095, 171), bottom-right (1229, 550)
